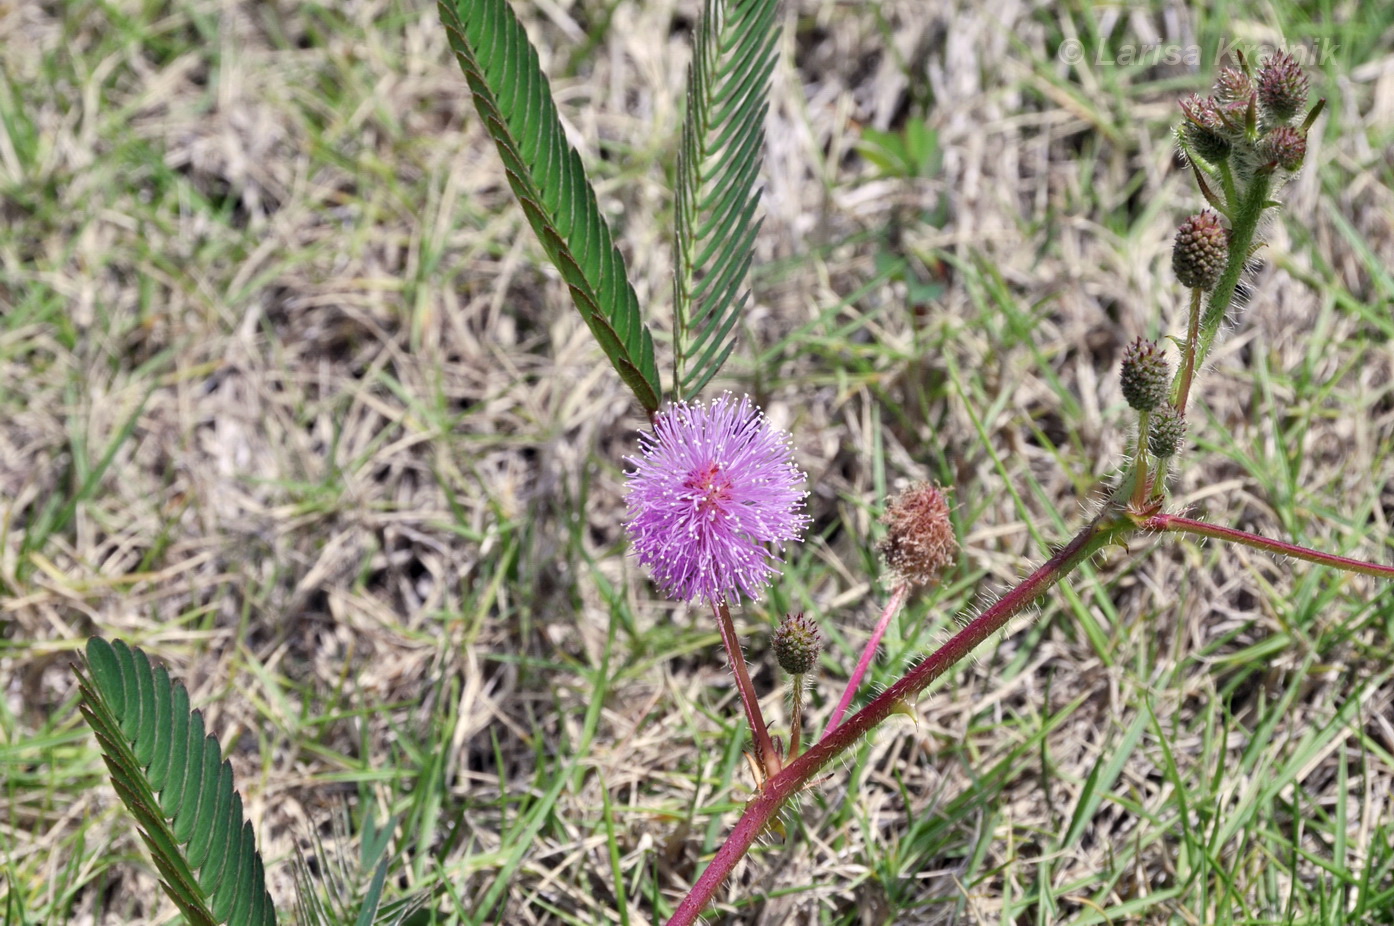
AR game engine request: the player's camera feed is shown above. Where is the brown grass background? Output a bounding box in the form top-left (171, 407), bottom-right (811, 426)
top-left (3, 0), bottom-right (1393, 923)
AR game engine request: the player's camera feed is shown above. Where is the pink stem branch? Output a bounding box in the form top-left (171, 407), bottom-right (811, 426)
top-left (822, 582), bottom-right (908, 738)
top-left (667, 513), bottom-right (1128, 925)
top-left (1143, 512), bottom-right (1394, 579)
top-left (712, 598), bottom-right (780, 777)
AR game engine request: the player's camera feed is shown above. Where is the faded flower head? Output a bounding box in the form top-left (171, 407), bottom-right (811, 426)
top-left (624, 393), bottom-right (809, 605)
top-left (772, 612), bottom-right (822, 675)
top-left (878, 482), bottom-right (957, 588)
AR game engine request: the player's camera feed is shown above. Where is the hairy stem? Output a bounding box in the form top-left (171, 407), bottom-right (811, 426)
top-left (1129, 410), bottom-right (1152, 510)
top-left (668, 513), bottom-right (1130, 925)
top-left (713, 599), bottom-right (780, 777)
top-left (1196, 172), bottom-right (1271, 366)
top-left (1144, 513), bottom-right (1394, 579)
top-left (788, 675), bottom-right (805, 759)
top-left (1217, 160), bottom-right (1237, 210)
top-left (1175, 286), bottom-right (1203, 413)
top-left (822, 582), bottom-right (908, 738)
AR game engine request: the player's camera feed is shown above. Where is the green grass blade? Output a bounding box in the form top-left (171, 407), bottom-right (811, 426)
top-left (354, 858), bottom-right (390, 926)
top-left (74, 638), bottom-right (278, 925)
top-left (437, 0), bottom-right (662, 414)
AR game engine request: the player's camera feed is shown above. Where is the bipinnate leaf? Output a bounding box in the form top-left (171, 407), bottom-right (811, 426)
top-left (673, 0), bottom-right (779, 399)
top-left (438, 0), bottom-right (662, 415)
top-left (75, 637), bottom-right (277, 926)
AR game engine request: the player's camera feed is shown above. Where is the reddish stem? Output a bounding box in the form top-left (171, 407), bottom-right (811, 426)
top-left (712, 598), bottom-right (780, 777)
top-left (822, 582), bottom-right (908, 738)
top-left (1143, 512), bottom-right (1394, 578)
top-left (667, 514), bottom-right (1127, 925)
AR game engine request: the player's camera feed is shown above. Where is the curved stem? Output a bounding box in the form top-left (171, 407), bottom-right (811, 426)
top-left (712, 599), bottom-right (780, 777)
top-left (1144, 512), bottom-right (1394, 579)
top-left (822, 582), bottom-right (908, 738)
top-left (667, 513), bottom-right (1130, 925)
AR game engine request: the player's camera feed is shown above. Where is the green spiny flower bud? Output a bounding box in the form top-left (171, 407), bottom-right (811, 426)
top-left (1259, 125), bottom-right (1306, 172)
top-left (1172, 211), bottom-right (1229, 291)
top-left (1120, 338), bottom-right (1170, 412)
top-left (1258, 51), bottom-right (1308, 124)
top-left (1179, 94), bottom-right (1231, 164)
top-left (773, 612), bottom-right (822, 675)
top-left (1148, 405), bottom-right (1186, 458)
top-left (878, 482), bottom-right (956, 588)
top-left (1214, 67), bottom-right (1256, 106)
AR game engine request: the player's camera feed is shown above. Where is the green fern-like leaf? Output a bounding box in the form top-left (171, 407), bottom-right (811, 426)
top-left (75, 637), bottom-right (277, 926)
top-left (438, 0), bottom-right (663, 415)
top-left (672, 0), bottom-right (779, 399)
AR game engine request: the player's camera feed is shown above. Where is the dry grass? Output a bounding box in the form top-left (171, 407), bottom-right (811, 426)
top-left (3, 0), bottom-right (1394, 923)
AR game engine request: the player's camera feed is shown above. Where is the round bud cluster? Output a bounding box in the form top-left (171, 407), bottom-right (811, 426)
top-left (1258, 52), bottom-right (1309, 123)
top-left (1175, 56), bottom-right (1315, 177)
top-left (1172, 211), bottom-right (1229, 291)
top-left (878, 482), bottom-right (956, 588)
top-left (1148, 406), bottom-right (1187, 458)
top-left (1259, 125), bottom-right (1307, 172)
top-left (772, 612), bottom-right (822, 675)
top-left (1120, 338), bottom-right (1170, 412)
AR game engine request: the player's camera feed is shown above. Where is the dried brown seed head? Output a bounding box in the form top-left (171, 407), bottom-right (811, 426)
top-left (878, 482), bottom-right (956, 588)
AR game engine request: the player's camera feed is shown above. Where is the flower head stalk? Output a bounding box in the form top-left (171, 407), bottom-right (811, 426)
top-left (773, 612), bottom-right (823, 759)
top-left (624, 393), bottom-right (810, 605)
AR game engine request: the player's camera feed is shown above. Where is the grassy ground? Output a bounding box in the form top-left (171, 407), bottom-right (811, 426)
top-left (3, 0), bottom-right (1394, 923)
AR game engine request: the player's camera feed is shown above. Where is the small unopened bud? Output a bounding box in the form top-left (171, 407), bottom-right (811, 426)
top-left (1180, 95), bottom-right (1231, 164)
top-left (772, 613), bottom-right (822, 675)
top-left (1213, 67), bottom-right (1256, 106)
top-left (878, 483), bottom-right (956, 588)
top-left (1212, 81), bottom-right (1255, 132)
top-left (1259, 125), bottom-right (1306, 172)
top-left (1258, 52), bottom-right (1308, 123)
top-left (1148, 405), bottom-right (1186, 458)
top-left (1172, 211), bottom-right (1229, 291)
top-left (1120, 338), bottom-right (1170, 412)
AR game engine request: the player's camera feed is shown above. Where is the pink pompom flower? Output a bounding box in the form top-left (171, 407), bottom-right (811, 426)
top-left (624, 394), bottom-right (810, 605)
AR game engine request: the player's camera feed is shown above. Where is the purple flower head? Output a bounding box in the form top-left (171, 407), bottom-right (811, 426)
top-left (624, 393), bottom-right (810, 605)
